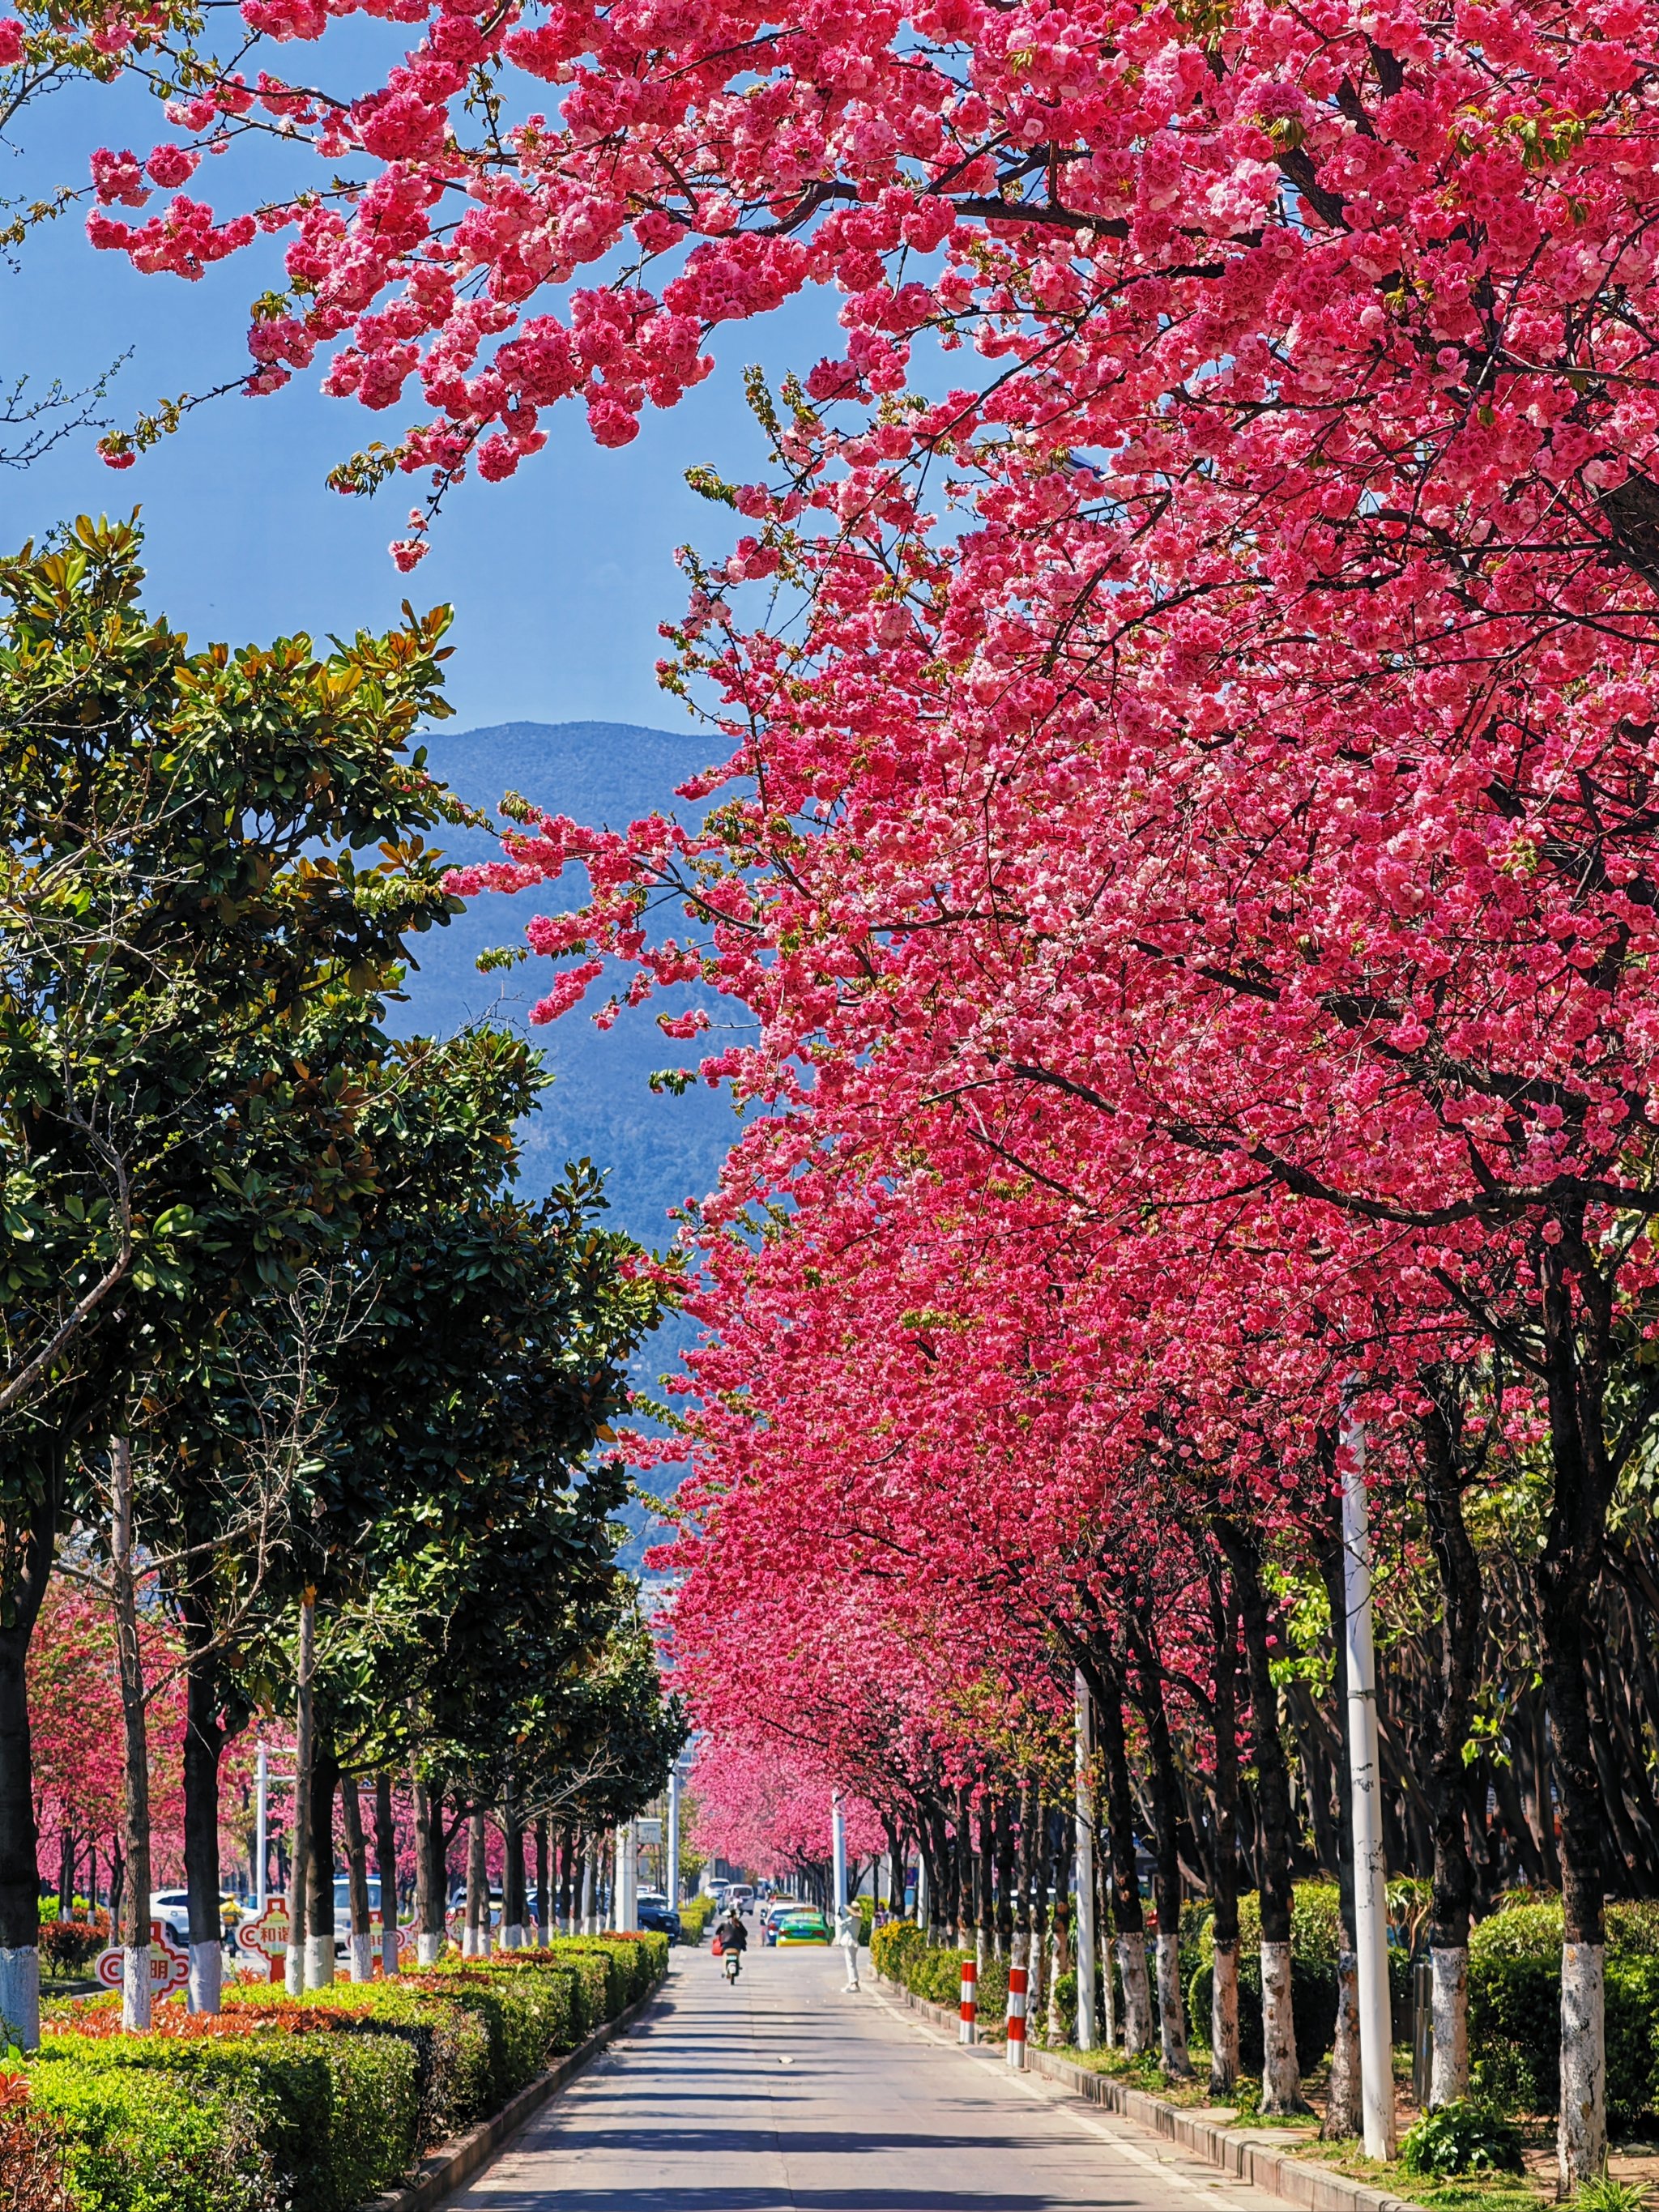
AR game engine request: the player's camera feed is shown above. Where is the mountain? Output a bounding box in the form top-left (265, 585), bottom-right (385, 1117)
top-left (392, 721), bottom-right (742, 1562)
top-left (391, 721), bottom-right (739, 1241)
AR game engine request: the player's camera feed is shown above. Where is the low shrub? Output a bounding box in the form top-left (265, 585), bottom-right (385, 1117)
top-left (1572, 2177), bottom-right (1653, 2212)
top-left (1188, 1957), bottom-right (1339, 2078)
top-left (30, 2027), bottom-right (420, 2212)
top-left (406, 1970), bottom-right (560, 2102)
top-left (679, 1896), bottom-right (714, 1945)
top-left (25, 2047), bottom-right (280, 2212)
top-left (39, 1919), bottom-right (109, 1975)
top-left (871, 1920), bottom-right (926, 1984)
top-left (545, 1944), bottom-right (610, 2034)
top-left (248, 1981), bottom-right (496, 2142)
top-left (1468, 1943), bottom-right (1659, 2126)
top-left (0, 2069), bottom-right (68, 2212)
top-left (1399, 2099), bottom-right (1525, 2178)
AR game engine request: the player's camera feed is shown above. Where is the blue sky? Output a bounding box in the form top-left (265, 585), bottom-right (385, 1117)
top-left (0, 68), bottom-right (842, 735)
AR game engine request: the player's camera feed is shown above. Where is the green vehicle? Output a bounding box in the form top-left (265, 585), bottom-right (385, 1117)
top-left (771, 1908), bottom-right (831, 1946)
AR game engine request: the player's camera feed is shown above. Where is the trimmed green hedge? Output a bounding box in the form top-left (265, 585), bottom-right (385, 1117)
top-left (680, 1895), bottom-right (714, 1945)
top-left (29, 2031), bottom-right (418, 2211)
top-left (23, 2059), bottom-right (276, 2212)
top-left (1469, 1952), bottom-right (1659, 2128)
top-left (27, 1929), bottom-right (671, 2212)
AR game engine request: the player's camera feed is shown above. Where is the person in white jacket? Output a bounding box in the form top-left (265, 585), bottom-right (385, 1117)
top-left (835, 1901), bottom-right (862, 1992)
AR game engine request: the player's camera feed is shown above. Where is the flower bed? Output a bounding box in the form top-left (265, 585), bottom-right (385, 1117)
top-left (13, 1930), bottom-right (669, 2212)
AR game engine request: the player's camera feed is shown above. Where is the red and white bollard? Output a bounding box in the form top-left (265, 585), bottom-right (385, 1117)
top-left (1005, 1963), bottom-right (1029, 2068)
top-left (958, 1956), bottom-right (978, 2044)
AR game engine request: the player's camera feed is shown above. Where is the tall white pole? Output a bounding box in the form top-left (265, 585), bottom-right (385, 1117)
top-left (1073, 1669), bottom-right (1098, 2050)
top-left (255, 1743), bottom-right (269, 1914)
top-left (1342, 1404), bottom-right (1397, 2161)
top-left (616, 1821), bottom-right (638, 1931)
top-left (667, 1771), bottom-right (681, 1905)
top-left (831, 1792), bottom-right (848, 1915)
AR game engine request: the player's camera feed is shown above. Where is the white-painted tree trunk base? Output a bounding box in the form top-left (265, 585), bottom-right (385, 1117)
top-left (0, 1945), bottom-right (41, 2049)
top-left (305, 1933), bottom-right (335, 1988)
top-left (382, 1931), bottom-right (399, 1977)
top-left (1210, 1938), bottom-right (1239, 2095)
top-left (348, 1933), bottom-right (373, 1982)
top-left (188, 1939), bottom-right (222, 2014)
top-left (1260, 1939), bottom-right (1303, 2113)
top-left (1559, 1941), bottom-right (1606, 2190)
top-left (1325, 1951), bottom-right (1362, 2137)
top-left (416, 1932), bottom-right (442, 1967)
top-left (1047, 1929), bottom-right (1066, 2046)
top-left (284, 1945), bottom-right (304, 1996)
top-left (1117, 1931), bottom-right (1155, 2054)
top-left (1157, 1929), bottom-right (1192, 2075)
top-left (122, 1946), bottom-right (152, 2031)
top-left (503, 1924), bottom-right (523, 1951)
top-left (1430, 1945), bottom-right (1469, 2108)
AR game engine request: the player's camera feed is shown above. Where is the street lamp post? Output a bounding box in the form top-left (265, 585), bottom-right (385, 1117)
top-left (667, 1769), bottom-right (681, 1905)
top-left (1342, 1404), bottom-right (1397, 2161)
top-left (1074, 1669), bottom-right (1098, 2051)
top-left (831, 1793), bottom-right (848, 1916)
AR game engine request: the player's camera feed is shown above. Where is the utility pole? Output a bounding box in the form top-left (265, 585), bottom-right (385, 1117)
top-left (1342, 1404), bottom-right (1397, 2160)
top-left (831, 1793), bottom-right (848, 1915)
top-left (667, 1769), bottom-right (681, 1905)
top-left (1074, 1669), bottom-right (1098, 2050)
top-left (255, 1743), bottom-right (269, 1914)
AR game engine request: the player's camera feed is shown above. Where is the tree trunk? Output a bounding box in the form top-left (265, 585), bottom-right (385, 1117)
top-left (503, 1782), bottom-right (526, 1950)
top-left (374, 1773), bottom-right (399, 1976)
top-left (955, 1784), bottom-right (975, 1950)
top-left (180, 1576), bottom-right (228, 2015)
top-left (995, 1796), bottom-right (1015, 1961)
top-left (1128, 1606), bottom-right (1193, 2078)
top-left (1215, 1516), bottom-right (1306, 2114)
top-left (413, 1776), bottom-right (443, 1965)
top-left (1419, 1387), bottom-right (1484, 2108)
top-left (340, 1774), bottom-right (373, 1982)
top-left (466, 1808), bottom-right (490, 1958)
top-left (1208, 1566), bottom-right (1241, 2097)
top-left (305, 1743), bottom-right (338, 1988)
top-left (1537, 1233), bottom-right (1612, 2191)
top-left (1012, 1780), bottom-right (1033, 1972)
top-left (0, 1463), bottom-right (53, 2048)
top-left (285, 1592), bottom-right (316, 1995)
top-left (1047, 1806), bottom-right (1073, 2047)
top-left (111, 1438), bottom-right (153, 2033)
top-left (976, 1792), bottom-right (995, 1971)
top-left (1085, 1643), bottom-right (1154, 2054)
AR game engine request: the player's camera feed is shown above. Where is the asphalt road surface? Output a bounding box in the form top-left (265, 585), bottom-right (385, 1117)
top-left (441, 1943), bottom-right (1299, 2212)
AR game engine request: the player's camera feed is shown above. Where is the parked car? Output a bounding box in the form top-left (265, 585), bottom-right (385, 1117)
top-left (447, 1885), bottom-right (504, 1926)
top-left (330, 1876), bottom-right (382, 1960)
top-left (154, 1890), bottom-right (241, 1943)
top-left (636, 1890), bottom-right (682, 1943)
top-left (758, 1895), bottom-right (802, 1930)
top-left (770, 1907), bottom-right (830, 1946)
top-left (727, 1885), bottom-right (756, 1916)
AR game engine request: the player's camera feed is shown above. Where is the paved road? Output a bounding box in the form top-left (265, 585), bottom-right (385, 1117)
top-left (442, 1944), bottom-right (1297, 2212)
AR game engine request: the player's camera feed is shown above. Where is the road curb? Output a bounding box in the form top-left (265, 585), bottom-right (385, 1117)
top-left (365, 1978), bottom-right (665, 2212)
top-left (872, 1974), bottom-right (1427, 2212)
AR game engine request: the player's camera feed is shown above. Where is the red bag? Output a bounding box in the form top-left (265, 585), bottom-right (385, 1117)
top-left (711, 1936), bottom-right (723, 1956)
